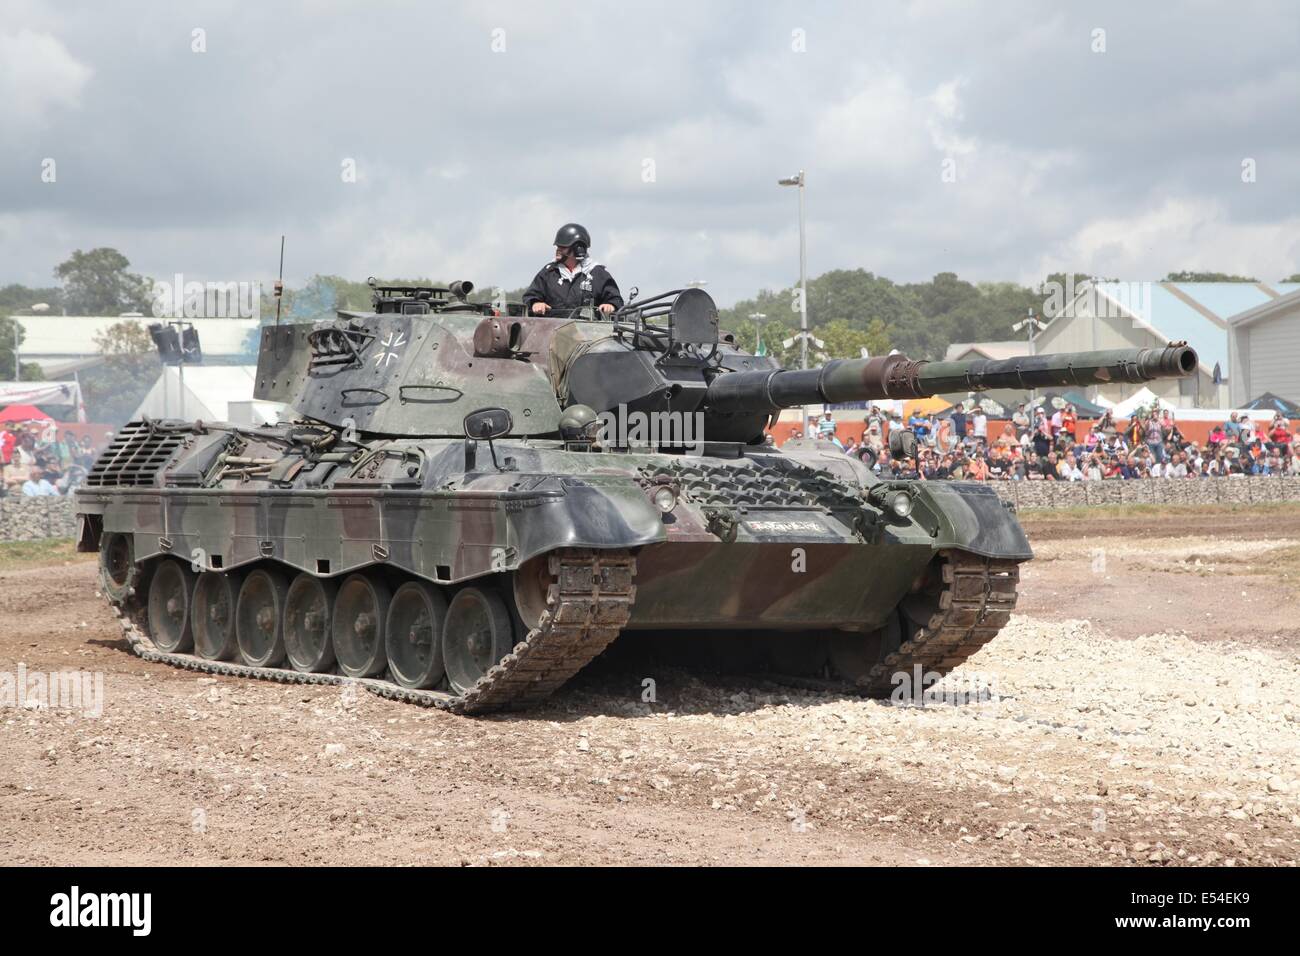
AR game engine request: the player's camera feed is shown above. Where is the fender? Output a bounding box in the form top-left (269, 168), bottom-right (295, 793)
top-left (509, 479), bottom-right (667, 565)
top-left (909, 481), bottom-right (1034, 561)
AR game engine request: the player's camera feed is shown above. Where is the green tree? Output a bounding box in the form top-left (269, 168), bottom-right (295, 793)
top-left (1280, 273), bottom-right (1300, 283)
top-left (818, 318), bottom-right (891, 359)
top-left (1163, 271), bottom-right (1258, 282)
top-left (80, 320), bottom-right (161, 424)
top-left (54, 248), bottom-right (154, 315)
top-left (0, 315), bottom-right (45, 380)
top-left (718, 269), bottom-right (1058, 363)
top-left (0, 283), bottom-right (63, 314)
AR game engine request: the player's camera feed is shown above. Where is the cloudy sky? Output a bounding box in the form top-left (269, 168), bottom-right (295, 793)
top-left (2, 0), bottom-right (1297, 305)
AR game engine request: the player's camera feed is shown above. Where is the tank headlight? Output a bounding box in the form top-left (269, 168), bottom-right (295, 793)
top-left (651, 486), bottom-right (678, 513)
top-left (887, 491), bottom-right (913, 518)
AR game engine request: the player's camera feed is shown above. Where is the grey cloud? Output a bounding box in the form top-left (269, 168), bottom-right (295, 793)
top-left (1, 0), bottom-right (1296, 305)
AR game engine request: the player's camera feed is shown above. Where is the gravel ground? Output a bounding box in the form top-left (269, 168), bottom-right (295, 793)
top-left (1, 515), bottom-right (1297, 866)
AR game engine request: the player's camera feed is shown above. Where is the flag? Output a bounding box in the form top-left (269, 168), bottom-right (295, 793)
top-left (73, 371), bottom-right (87, 422)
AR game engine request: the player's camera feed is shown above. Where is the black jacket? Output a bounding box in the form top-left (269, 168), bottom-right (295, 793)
top-left (522, 260), bottom-right (623, 313)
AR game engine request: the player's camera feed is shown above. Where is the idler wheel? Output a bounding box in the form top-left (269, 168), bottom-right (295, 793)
top-left (236, 568), bottom-right (290, 667)
top-left (99, 532), bottom-right (140, 604)
top-left (284, 574), bottom-right (338, 673)
top-left (148, 558), bottom-right (196, 653)
top-left (442, 586), bottom-right (515, 696)
top-left (332, 574), bottom-right (391, 678)
top-left (385, 581), bottom-right (448, 689)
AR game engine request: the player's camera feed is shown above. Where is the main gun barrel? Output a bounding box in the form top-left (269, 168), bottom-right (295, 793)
top-left (704, 343), bottom-right (1198, 413)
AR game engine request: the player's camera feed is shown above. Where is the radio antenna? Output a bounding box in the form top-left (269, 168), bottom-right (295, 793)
top-left (272, 234), bottom-right (285, 357)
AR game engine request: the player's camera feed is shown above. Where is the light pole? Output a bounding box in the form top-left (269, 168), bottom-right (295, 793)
top-left (778, 170), bottom-right (808, 431)
top-left (1012, 309), bottom-right (1046, 400)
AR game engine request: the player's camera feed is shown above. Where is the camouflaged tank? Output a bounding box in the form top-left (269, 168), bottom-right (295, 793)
top-left (74, 281), bottom-right (1197, 713)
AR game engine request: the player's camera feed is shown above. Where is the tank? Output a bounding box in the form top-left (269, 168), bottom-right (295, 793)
top-left (75, 282), bottom-right (1197, 713)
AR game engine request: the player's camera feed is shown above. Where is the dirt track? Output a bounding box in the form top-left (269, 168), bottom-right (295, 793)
top-left (2, 511), bottom-right (1298, 866)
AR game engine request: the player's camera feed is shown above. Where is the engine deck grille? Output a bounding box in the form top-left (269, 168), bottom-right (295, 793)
top-left (85, 421), bottom-right (185, 488)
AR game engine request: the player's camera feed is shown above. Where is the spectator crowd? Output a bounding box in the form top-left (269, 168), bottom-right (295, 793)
top-left (790, 402), bottom-right (1299, 481)
top-left (0, 421), bottom-right (99, 497)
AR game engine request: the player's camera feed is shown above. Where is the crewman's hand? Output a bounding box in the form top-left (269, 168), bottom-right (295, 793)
top-left (531, 302), bottom-right (551, 315)
top-left (598, 303), bottom-right (615, 314)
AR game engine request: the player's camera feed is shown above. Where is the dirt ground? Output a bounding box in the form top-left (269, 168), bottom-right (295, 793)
top-left (2, 507), bottom-right (1298, 867)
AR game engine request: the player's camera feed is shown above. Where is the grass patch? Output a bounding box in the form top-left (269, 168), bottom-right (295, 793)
top-left (1261, 543), bottom-right (1300, 583)
top-left (0, 538), bottom-right (94, 571)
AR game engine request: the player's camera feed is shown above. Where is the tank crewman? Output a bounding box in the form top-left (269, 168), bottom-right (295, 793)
top-left (522, 223), bottom-right (624, 316)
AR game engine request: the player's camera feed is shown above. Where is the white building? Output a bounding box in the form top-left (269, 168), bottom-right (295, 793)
top-left (1226, 288), bottom-right (1300, 407)
top-left (13, 316), bottom-right (260, 378)
top-left (952, 281), bottom-right (1300, 409)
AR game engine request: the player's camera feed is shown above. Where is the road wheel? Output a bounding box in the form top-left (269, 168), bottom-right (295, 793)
top-left (236, 568), bottom-right (289, 667)
top-left (284, 574), bottom-right (338, 673)
top-left (442, 586), bottom-right (515, 696)
top-left (148, 559), bottom-right (196, 653)
top-left (192, 571), bottom-right (240, 660)
top-left (332, 573), bottom-right (391, 678)
top-left (385, 581), bottom-right (447, 689)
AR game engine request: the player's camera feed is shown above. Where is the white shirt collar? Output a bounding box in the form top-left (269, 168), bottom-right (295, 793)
top-left (555, 258), bottom-right (601, 282)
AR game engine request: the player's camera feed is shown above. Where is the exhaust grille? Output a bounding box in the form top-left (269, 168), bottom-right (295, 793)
top-left (85, 421), bottom-right (186, 488)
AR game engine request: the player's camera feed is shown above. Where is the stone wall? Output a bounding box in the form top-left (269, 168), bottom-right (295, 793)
top-left (990, 475), bottom-right (1300, 510)
top-left (0, 496), bottom-right (78, 541)
top-left (2, 477), bottom-right (1299, 541)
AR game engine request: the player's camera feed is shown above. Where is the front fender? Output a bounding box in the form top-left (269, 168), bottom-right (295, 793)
top-left (910, 481), bottom-right (1033, 561)
top-left (510, 479), bottom-right (667, 564)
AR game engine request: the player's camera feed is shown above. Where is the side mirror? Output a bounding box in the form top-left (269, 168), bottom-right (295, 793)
top-left (463, 407), bottom-right (513, 440)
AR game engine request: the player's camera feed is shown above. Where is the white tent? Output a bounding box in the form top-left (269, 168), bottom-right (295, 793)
top-left (132, 366), bottom-right (283, 425)
top-left (0, 380), bottom-right (84, 407)
top-left (1110, 387), bottom-right (1178, 419)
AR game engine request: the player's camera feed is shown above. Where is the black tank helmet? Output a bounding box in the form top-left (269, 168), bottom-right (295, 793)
top-left (553, 223), bottom-right (591, 258)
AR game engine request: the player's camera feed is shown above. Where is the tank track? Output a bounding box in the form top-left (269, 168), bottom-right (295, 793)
top-left (109, 549), bottom-right (636, 715)
top-left (855, 550), bottom-right (1021, 696)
